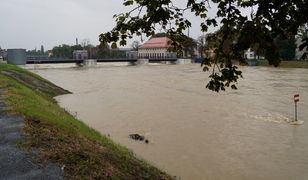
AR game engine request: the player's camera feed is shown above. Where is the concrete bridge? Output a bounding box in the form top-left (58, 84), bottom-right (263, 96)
top-left (6, 49), bottom-right (191, 66)
top-left (26, 58), bottom-right (192, 66)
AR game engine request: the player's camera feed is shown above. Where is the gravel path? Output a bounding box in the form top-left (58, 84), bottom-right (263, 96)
top-left (0, 89), bottom-right (63, 180)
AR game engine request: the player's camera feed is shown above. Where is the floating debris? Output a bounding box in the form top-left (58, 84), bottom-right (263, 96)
top-left (129, 134), bottom-right (149, 144)
top-left (129, 134), bottom-right (144, 141)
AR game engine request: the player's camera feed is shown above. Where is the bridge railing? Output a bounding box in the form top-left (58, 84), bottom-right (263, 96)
top-left (27, 57), bottom-right (183, 64)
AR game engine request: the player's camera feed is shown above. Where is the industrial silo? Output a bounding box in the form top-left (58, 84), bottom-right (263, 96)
top-left (7, 49), bottom-right (26, 65)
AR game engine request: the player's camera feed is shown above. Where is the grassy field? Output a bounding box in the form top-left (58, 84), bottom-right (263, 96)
top-left (257, 60), bottom-right (308, 68)
top-left (0, 64), bottom-right (173, 180)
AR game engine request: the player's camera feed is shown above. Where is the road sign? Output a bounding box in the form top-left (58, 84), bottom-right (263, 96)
top-left (294, 94), bottom-right (299, 103)
top-left (291, 93), bottom-right (304, 125)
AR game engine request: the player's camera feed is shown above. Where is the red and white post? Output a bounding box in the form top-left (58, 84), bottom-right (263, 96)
top-left (294, 94), bottom-right (300, 122)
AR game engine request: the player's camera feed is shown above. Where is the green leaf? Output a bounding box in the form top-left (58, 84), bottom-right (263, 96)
top-left (111, 43), bottom-right (117, 49)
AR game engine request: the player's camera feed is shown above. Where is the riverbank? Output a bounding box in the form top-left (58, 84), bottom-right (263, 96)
top-left (0, 100), bottom-right (63, 179)
top-left (0, 64), bottom-right (173, 179)
top-left (257, 60), bottom-right (308, 68)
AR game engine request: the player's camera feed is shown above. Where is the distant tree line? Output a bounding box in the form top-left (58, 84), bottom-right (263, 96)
top-left (51, 43), bottom-right (128, 59)
top-left (199, 30), bottom-right (298, 61)
top-left (98, 43), bottom-right (127, 58)
top-left (51, 44), bottom-right (83, 59)
top-left (26, 49), bottom-right (47, 56)
top-left (274, 36), bottom-right (297, 60)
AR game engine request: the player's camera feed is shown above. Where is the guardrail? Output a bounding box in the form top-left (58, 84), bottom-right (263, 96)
top-left (26, 58), bottom-right (180, 64)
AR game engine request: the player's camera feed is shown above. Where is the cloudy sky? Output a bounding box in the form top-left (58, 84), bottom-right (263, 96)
top-left (0, 0), bottom-right (219, 50)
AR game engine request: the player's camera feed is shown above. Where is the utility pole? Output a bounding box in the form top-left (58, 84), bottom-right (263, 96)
top-left (294, 94), bottom-right (299, 121)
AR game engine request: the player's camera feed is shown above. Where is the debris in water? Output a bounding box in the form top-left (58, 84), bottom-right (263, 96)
top-left (129, 134), bottom-right (150, 144)
top-left (129, 134), bottom-right (145, 141)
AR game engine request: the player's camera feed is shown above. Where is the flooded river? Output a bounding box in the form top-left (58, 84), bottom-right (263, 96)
top-left (33, 64), bottom-right (308, 180)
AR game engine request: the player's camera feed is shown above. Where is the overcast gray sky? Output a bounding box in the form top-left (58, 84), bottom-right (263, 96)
top-left (0, 0), bottom-right (219, 50)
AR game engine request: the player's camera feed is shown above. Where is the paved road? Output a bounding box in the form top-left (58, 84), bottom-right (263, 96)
top-left (0, 90), bottom-right (63, 180)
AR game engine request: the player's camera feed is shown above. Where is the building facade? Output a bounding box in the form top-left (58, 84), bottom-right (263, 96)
top-left (295, 38), bottom-right (308, 60)
top-left (244, 48), bottom-right (264, 60)
top-left (138, 37), bottom-right (177, 59)
top-left (244, 48), bottom-right (256, 60)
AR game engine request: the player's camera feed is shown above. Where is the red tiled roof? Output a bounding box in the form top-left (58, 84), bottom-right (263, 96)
top-left (139, 37), bottom-right (171, 49)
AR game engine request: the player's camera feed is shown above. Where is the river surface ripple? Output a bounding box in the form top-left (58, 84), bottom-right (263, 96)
top-left (33, 64), bottom-right (308, 180)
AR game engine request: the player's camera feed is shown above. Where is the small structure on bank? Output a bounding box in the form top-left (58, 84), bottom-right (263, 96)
top-left (295, 38), bottom-right (308, 60)
top-left (244, 48), bottom-right (265, 66)
top-left (138, 37), bottom-right (177, 59)
top-left (7, 49), bottom-right (27, 65)
top-left (73, 50), bottom-right (88, 60)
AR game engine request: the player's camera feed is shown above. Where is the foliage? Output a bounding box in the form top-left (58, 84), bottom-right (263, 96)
top-left (197, 33), bottom-right (218, 58)
top-left (26, 49), bottom-right (47, 56)
top-left (98, 42), bottom-right (111, 58)
top-left (51, 44), bottom-right (83, 59)
top-left (178, 35), bottom-right (197, 58)
top-left (98, 43), bottom-right (127, 58)
top-left (99, 0), bottom-right (308, 92)
top-left (274, 36), bottom-right (297, 60)
top-left (197, 35), bottom-right (207, 57)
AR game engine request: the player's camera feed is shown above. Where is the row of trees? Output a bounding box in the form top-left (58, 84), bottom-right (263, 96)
top-left (97, 42), bottom-right (127, 58)
top-left (51, 44), bottom-right (84, 59)
top-left (26, 48), bottom-right (48, 56)
top-left (51, 43), bottom-right (128, 59)
top-left (201, 31), bottom-right (299, 61)
top-left (51, 39), bottom-right (94, 59)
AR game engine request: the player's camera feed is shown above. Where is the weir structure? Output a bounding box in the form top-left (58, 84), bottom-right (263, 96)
top-left (25, 58), bottom-right (193, 66)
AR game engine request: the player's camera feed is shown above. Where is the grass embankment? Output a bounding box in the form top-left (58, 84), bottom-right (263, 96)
top-left (257, 60), bottom-right (308, 68)
top-left (0, 64), bottom-right (173, 180)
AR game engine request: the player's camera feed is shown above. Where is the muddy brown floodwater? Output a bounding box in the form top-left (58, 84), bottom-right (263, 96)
top-left (33, 64), bottom-right (308, 180)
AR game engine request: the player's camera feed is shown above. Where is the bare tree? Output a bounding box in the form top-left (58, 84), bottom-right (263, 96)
top-left (81, 39), bottom-right (91, 48)
top-left (131, 41), bottom-right (140, 51)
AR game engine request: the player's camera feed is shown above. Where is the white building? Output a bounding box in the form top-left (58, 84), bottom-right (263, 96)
top-left (244, 48), bottom-right (256, 60)
top-left (138, 37), bottom-right (177, 59)
top-left (244, 48), bottom-right (264, 60)
top-left (295, 38), bottom-right (308, 60)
